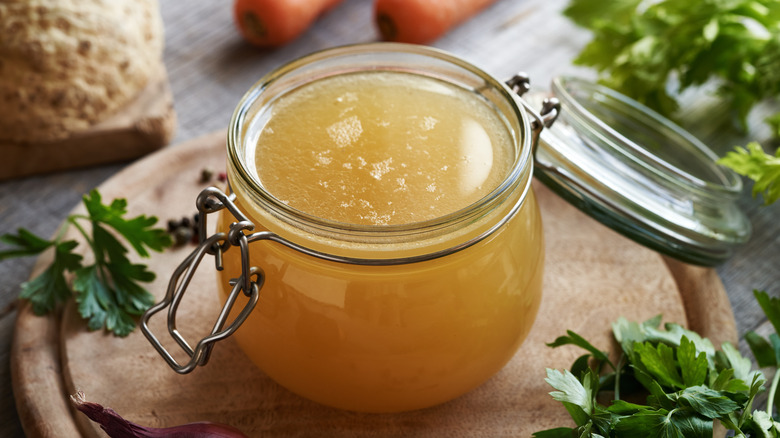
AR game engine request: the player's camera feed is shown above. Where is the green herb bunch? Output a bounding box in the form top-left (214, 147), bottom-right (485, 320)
top-left (534, 290), bottom-right (780, 437)
top-left (719, 143), bottom-right (780, 205)
top-left (564, 0), bottom-right (780, 205)
top-left (0, 190), bottom-right (171, 336)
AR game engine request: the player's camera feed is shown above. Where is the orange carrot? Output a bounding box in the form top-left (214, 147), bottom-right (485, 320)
top-left (234, 0), bottom-right (344, 48)
top-left (374, 0), bottom-right (500, 44)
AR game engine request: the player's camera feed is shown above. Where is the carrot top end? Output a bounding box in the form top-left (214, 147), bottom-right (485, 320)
top-left (376, 12), bottom-right (399, 42)
top-left (240, 10), bottom-right (269, 44)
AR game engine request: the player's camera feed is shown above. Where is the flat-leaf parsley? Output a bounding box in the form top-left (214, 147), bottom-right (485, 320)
top-left (0, 189), bottom-right (171, 336)
top-left (563, 0), bottom-right (780, 205)
top-left (719, 142), bottom-right (780, 205)
top-left (534, 291), bottom-right (780, 437)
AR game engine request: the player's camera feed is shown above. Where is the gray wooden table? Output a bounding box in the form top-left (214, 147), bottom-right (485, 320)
top-left (1, 0), bottom-right (778, 436)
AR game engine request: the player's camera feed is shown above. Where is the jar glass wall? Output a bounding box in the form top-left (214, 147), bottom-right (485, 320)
top-left (218, 43), bottom-right (544, 412)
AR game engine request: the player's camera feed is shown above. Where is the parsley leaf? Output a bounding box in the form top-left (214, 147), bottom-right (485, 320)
top-left (1, 229), bottom-right (82, 315)
top-left (531, 428), bottom-right (574, 438)
top-left (563, 0), bottom-right (780, 132)
top-left (678, 337), bottom-right (708, 387)
top-left (534, 292), bottom-right (779, 437)
top-left (675, 386), bottom-right (740, 419)
top-left (564, 0), bottom-right (780, 206)
top-left (81, 191), bottom-right (170, 257)
top-left (755, 290), bottom-right (780, 335)
top-left (19, 239), bottom-right (83, 315)
top-left (613, 409), bottom-right (711, 438)
top-left (720, 341), bottom-right (762, 385)
top-left (719, 143), bottom-right (780, 205)
top-left (547, 330), bottom-right (613, 365)
top-left (0, 228), bottom-right (56, 260)
top-left (744, 410), bottom-right (780, 436)
top-left (0, 189), bottom-right (171, 336)
top-left (633, 342), bottom-right (685, 389)
top-left (744, 331), bottom-right (777, 368)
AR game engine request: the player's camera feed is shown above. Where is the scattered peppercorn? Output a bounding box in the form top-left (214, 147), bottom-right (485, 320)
top-left (200, 167), bottom-right (215, 183)
top-left (167, 219), bottom-right (179, 233)
top-left (168, 166), bottom-right (227, 248)
top-left (167, 214), bottom-right (200, 247)
top-left (172, 226), bottom-right (193, 246)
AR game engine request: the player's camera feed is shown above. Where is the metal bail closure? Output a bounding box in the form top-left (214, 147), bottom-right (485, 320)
top-left (140, 187), bottom-right (261, 374)
top-left (506, 73), bottom-right (561, 154)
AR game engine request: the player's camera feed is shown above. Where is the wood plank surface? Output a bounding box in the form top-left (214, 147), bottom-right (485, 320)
top-left (14, 131), bottom-right (735, 437)
top-left (1, 0), bottom-right (778, 437)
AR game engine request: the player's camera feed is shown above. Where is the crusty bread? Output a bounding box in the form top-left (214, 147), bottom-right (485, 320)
top-left (0, 0), bottom-right (164, 143)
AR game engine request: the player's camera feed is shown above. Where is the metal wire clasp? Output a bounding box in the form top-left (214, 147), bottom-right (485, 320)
top-left (140, 186), bottom-right (261, 374)
top-left (506, 73), bottom-right (561, 156)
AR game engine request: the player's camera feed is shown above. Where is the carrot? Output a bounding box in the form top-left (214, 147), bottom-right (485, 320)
top-left (374, 0), bottom-right (500, 44)
top-left (233, 0), bottom-right (344, 48)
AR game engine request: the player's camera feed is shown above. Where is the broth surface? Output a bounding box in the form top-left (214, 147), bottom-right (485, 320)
top-left (251, 71), bottom-right (514, 225)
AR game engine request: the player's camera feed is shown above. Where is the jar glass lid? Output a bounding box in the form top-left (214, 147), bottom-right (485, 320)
top-left (525, 77), bottom-right (751, 266)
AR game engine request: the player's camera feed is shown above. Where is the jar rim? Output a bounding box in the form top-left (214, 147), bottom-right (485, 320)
top-left (226, 43), bottom-right (534, 243)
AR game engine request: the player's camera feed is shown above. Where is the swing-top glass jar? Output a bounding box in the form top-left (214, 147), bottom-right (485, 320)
top-left (211, 43), bottom-right (546, 413)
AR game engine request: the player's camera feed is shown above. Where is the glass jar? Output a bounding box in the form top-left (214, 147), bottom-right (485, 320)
top-left (219, 43), bottom-right (543, 413)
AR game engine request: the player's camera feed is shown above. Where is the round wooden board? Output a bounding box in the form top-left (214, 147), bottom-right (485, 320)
top-left (12, 131), bottom-right (737, 438)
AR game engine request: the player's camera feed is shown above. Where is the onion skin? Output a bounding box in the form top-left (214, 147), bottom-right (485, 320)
top-left (70, 391), bottom-right (249, 438)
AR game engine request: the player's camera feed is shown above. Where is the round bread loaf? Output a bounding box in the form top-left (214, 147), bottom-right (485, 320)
top-left (0, 0), bottom-right (164, 143)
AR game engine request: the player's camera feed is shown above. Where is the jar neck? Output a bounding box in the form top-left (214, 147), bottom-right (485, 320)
top-left (226, 43), bottom-right (534, 260)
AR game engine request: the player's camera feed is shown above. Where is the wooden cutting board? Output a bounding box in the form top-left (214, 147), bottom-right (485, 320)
top-left (11, 130), bottom-right (737, 438)
top-left (0, 64), bottom-right (176, 181)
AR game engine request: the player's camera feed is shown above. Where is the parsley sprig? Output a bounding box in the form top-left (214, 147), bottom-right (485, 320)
top-left (563, 0), bottom-right (780, 132)
top-left (563, 0), bottom-right (780, 205)
top-left (0, 190), bottom-right (171, 336)
top-left (719, 142), bottom-right (780, 205)
top-left (534, 290), bottom-right (780, 437)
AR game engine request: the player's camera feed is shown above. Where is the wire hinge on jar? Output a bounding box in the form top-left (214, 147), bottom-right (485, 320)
top-left (506, 73), bottom-right (561, 156)
top-left (140, 187), bottom-right (262, 374)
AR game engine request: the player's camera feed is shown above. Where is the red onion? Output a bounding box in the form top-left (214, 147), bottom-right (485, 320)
top-left (70, 391), bottom-right (249, 438)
